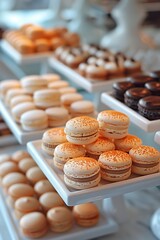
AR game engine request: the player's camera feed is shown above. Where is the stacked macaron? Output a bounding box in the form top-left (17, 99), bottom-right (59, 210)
top-left (0, 150), bottom-right (101, 238)
top-left (0, 75), bottom-right (97, 131)
top-left (41, 111), bottom-right (160, 189)
top-left (112, 73), bottom-right (160, 120)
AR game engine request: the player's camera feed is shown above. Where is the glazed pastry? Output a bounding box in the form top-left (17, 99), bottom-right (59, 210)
top-left (124, 87), bottom-right (151, 110)
top-left (138, 96), bottom-right (160, 120)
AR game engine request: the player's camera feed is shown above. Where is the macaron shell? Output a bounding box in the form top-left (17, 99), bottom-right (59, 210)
top-left (15, 197), bottom-right (41, 213)
top-left (129, 145), bottom-right (160, 162)
top-left (64, 157), bottom-right (100, 178)
top-left (26, 166), bottom-right (46, 184)
top-left (85, 137), bottom-right (115, 155)
top-left (20, 212), bottom-right (48, 238)
top-left (11, 102), bottom-right (36, 123)
top-left (12, 151), bottom-right (30, 163)
top-left (131, 164), bottom-right (159, 175)
top-left (0, 154), bottom-right (12, 164)
top-left (18, 158), bottom-right (37, 173)
top-left (115, 134), bottom-right (142, 152)
top-left (0, 161), bottom-right (20, 178)
top-left (39, 192), bottom-right (64, 212)
top-left (101, 168), bottom-right (131, 182)
top-left (2, 172), bottom-right (27, 189)
top-left (34, 180), bottom-right (56, 196)
top-left (73, 203), bottom-right (99, 227)
top-left (97, 110), bottom-right (130, 125)
top-left (99, 125), bottom-right (128, 140)
top-left (47, 207), bottom-right (73, 233)
top-left (8, 183), bottom-right (35, 199)
top-left (64, 173), bottom-right (101, 190)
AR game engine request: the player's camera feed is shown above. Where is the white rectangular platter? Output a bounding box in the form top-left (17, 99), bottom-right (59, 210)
top-left (101, 92), bottom-right (160, 132)
top-left (0, 188), bottom-right (118, 240)
top-left (27, 140), bottom-right (160, 206)
top-left (154, 132), bottom-right (160, 145)
top-left (1, 40), bottom-right (52, 64)
top-left (48, 57), bottom-right (125, 93)
top-left (0, 100), bottom-right (47, 144)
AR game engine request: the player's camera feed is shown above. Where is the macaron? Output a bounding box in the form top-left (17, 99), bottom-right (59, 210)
top-left (138, 96), bottom-right (160, 120)
top-left (41, 73), bottom-right (61, 84)
top-left (33, 89), bottom-right (61, 109)
top-left (47, 206), bottom-right (73, 232)
top-left (21, 75), bottom-right (47, 94)
top-left (70, 100), bottom-right (95, 118)
top-left (85, 136), bottom-right (115, 160)
top-left (45, 107), bottom-right (69, 127)
top-left (64, 157), bottom-right (101, 189)
top-left (98, 150), bottom-right (132, 182)
top-left (73, 203), bottom-right (99, 227)
top-left (21, 110), bottom-right (48, 131)
top-left (11, 102), bottom-right (36, 123)
top-left (42, 128), bottom-right (67, 156)
top-left (0, 79), bottom-right (21, 99)
top-left (48, 80), bottom-right (69, 90)
top-left (10, 95), bottom-right (33, 108)
top-left (2, 172), bottom-right (27, 190)
top-left (18, 157), bottom-right (37, 173)
top-left (59, 87), bottom-right (77, 95)
top-left (129, 145), bottom-right (160, 175)
top-left (20, 212), bottom-right (48, 238)
top-left (39, 192), bottom-right (65, 213)
top-left (5, 88), bottom-right (27, 106)
top-left (8, 183), bottom-right (35, 205)
top-left (115, 134), bottom-right (142, 152)
top-left (0, 154), bottom-right (12, 165)
top-left (64, 116), bottom-right (99, 145)
top-left (0, 161), bottom-right (19, 178)
top-left (34, 180), bottom-right (56, 197)
top-left (97, 110), bottom-right (130, 140)
top-left (61, 93), bottom-right (83, 111)
top-left (15, 196), bottom-right (41, 219)
top-left (54, 142), bottom-right (86, 170)
top-left (12, 150), bottom-right (30, 163)
top-left (26, 166), bottom-right (46, 185)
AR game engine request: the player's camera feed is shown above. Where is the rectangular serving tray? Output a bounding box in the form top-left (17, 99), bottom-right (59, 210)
top-left (27, 140), bottom-right (160, 206)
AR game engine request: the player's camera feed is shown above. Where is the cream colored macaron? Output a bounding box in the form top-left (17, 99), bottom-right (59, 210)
top-left (19, 212), bottom-right (48, 238)
top-left (5, 88), bottom-right (27, 106)
top-left (59, 87), bottom-right (77, 95)
top-left (97, 110), bottom-right (130, 139)
top-left (26, 166), bottom-right (46, 185)
top-left (21, 110), bottom-right (48, 131)
top-left (21, 75), bottom-right (47, 94)
top-left (12, 150), bottom-right (30, 163)
top-left (39, 192), bottom-right (65, 213)
top-left (129, 145), bottom-right (160, 175)
top-left (64, 116), bottom-right (99, 145)
top-left (47, 206), bottom-right (73, 232)
top-left (42, 128), bottom-right (67, 156)
top-left (0, 79), bottom-right (21, 99)
top-left (115, 134), bottom-right (142, 152)
top-left (54, 142), bottom-right (86, 170)
top-left (14, 196), bottom-right (41, 219)
top-left (2, 172), bottom-right (27, 190)
top-left (86, 136), bottom-right (115, 160)
top-left (45, 107), bottom-right (69, 127)
top-left (18, 157), bottom-right (37, 173)
top-left (70, 100), bottom-right (95, 118)
top-left (34, 180), bottom-right (56, 197)
top-left (10, 95), bottom-right (33, 108)
top-left (61, 93), bottom-right (83, 112)
top-left (98, 150), bottom-right (132, 182)
top-left (11, 102), bottom-right (36, 123)
top-left (0, 161), bottom-right (20, 178)
top-left (34, 89), bottom-right (61, 109)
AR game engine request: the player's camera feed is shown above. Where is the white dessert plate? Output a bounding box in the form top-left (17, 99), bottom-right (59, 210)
top-left (0, 100), bottom-right (48, 144)
top-left (1, 40), bottom-right (53, 64)
top-left (48, 57), bottom-right (126, 93)
top-left (101, 92), bottom-right (160, 132)
top-left (0, 188), bottom-right (118, 240)
top-left (27, 140), bottom-right (160, 206)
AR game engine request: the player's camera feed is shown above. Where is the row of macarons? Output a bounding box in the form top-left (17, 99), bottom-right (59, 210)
top-left (112, 73), bottom-right (160, 120)
top-left (41, 112), bottom-right (160, 189)
top-left (0, 150), bottom-right (100, 238)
